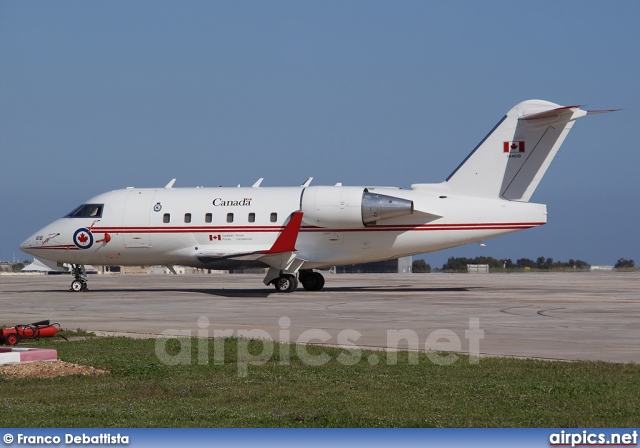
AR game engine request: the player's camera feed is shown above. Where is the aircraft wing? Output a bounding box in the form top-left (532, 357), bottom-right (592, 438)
top-left (196, 211), bottom-right (304, 269)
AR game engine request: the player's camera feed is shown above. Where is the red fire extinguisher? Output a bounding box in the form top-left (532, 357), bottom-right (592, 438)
top-left (0, 320), bottom-right (66, 346)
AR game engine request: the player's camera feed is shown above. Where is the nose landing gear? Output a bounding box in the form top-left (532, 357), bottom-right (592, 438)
top-left (69, 265), bottom-right (88, 292)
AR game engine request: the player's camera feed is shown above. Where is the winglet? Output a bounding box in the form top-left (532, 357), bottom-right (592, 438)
top-left (263, 211), bottom-right (303, 254)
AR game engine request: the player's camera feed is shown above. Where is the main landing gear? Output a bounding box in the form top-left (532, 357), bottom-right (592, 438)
top-left (298, 270), bottom-right (325, 291)
top-left (69, 264), bottom-right (88, 292)
top-left (270, 270), bottom-right (325, 293)
top-left (273, 274), bottom-right (298, 293)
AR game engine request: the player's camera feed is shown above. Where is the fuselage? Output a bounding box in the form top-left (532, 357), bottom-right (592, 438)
top-left (18, 100), bottom-right (605, 293)
top-left (20, 183), bottom-right (546, 269)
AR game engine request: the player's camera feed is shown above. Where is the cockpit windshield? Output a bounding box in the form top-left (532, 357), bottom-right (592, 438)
top-left (65, 204), bottom-right (104, 218)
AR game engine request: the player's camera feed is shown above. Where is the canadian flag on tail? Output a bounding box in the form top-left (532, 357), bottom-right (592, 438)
top-left (504, 141), bottom-right (525, 153)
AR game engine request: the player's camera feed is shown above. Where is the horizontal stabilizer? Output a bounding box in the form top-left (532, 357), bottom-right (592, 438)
top-left (519, 105), bottom-right (582, 121)
top-left (586, 109), bottom-right (620, 115)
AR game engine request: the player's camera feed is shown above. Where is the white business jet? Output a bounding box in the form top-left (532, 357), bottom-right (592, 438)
top-left (20, 100), bottom-right (612, 293)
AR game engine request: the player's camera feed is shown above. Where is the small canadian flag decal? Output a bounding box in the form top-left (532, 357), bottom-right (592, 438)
top-left (504, 141), bottom-right (525, 153)
top-left (209, 234), bottom-right (221, 241)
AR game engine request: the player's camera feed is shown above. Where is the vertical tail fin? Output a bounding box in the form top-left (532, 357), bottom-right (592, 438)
top-left (445, 100), bottom-right (588, 202)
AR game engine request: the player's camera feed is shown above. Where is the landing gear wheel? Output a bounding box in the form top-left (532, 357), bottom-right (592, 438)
top-left (70, 264), bottom-right (88, 292)
top-left (70, 279), bottom-right (87, 292)
top-left (6, 333), bottom-right (19, 346)
top-left (300, 272), bottom-right (325, 291)
top-left (273, 274), bottom-right (297, 293)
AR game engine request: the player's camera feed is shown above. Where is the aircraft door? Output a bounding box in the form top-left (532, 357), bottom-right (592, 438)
top-left (122, 189), bottom-right (156, 248)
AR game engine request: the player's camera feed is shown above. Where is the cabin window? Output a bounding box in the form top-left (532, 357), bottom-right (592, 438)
top-left (184, 213), bottom-right (191, 223)
top-left (65, 204), bottom-right (104, 219)
top-left (248, 213), bottom-right (255, 223)
top-left (163, 213), bottom-right (170, 223)
top-left (227, 213), bottom-right (234, 223)
top-left (270, 213), bottom-right (277, 223)
top-left (205, 213), bottom-right (212, 223)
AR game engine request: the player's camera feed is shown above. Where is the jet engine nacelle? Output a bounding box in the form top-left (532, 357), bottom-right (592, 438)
top-left (300, 186), bottom-right (414, 228)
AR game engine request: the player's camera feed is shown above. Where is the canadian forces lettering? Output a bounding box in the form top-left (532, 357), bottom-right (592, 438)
top-left (212, 198), bottom-right (252, 207)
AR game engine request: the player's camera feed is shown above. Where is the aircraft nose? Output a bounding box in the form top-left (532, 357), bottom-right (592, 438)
top-left (20, 235), bottom-right (35, 254)
top-left (20, 227), bottom-right (46, 255)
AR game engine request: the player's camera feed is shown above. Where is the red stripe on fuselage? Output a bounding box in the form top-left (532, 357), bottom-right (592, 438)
top-left (28, 245), bottom-right (80, 250)
top-left (89, 222), bottom-right (545, 234)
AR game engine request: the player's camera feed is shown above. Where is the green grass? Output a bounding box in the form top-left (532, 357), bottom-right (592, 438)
top-left (1, 336), bottom-right (639, 427)
top-left (56, 328), bottom-right (96, 340)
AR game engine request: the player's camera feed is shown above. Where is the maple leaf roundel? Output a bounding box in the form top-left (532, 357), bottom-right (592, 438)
top-left (73, 228), bottom-right (94, 249)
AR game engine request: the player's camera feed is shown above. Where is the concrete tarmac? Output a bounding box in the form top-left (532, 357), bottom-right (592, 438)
top-left (1, 272), bottom-right (638, 363)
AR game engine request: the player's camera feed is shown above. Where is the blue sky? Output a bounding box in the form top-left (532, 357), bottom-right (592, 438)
top-left (1, 1), bottom-right (638, 267)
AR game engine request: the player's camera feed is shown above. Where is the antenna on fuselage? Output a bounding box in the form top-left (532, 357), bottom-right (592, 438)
top-left (164, 179), bottom-right (176, 189)
top-left (252, 178), bottom-right (264, 188)
top-left (301, 177), bottom-right (313, 187)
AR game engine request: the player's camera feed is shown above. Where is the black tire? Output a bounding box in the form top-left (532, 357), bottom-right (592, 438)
top-left (70, 280), bottom-right (84, 292)
top-left (301, 273), bottom-right (318, 290)
top-left (274, 274), bottom-right (296, 293)
top-left (301, 272), bottom-right (325, 291)
top-left (313, 272), bottom-right (325, 291)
